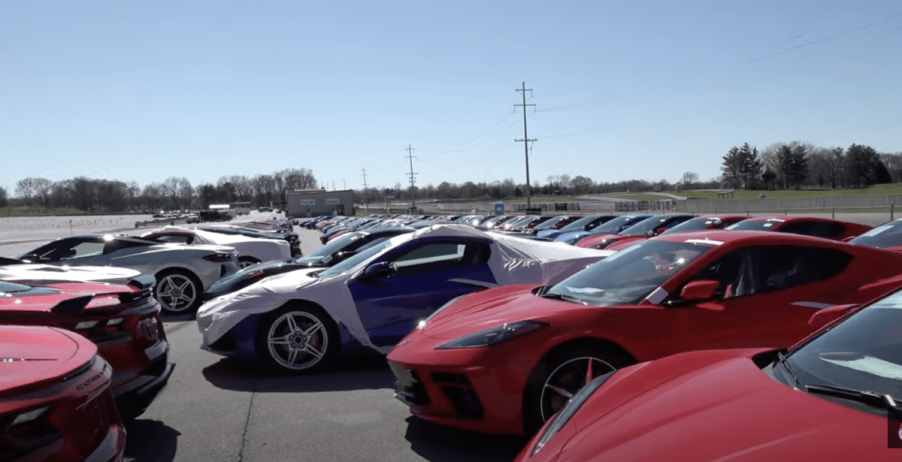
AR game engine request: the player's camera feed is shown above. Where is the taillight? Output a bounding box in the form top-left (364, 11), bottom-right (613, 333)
top-left (204, 252), bottom-right (235, 263)
top-left (0, 406), bottom-right (61, 458)
top-left (72, 318), bottom-right (129, 343)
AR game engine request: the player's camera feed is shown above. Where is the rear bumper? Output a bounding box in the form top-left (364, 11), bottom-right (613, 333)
top-left (113, 345), bottom-right (175, 420)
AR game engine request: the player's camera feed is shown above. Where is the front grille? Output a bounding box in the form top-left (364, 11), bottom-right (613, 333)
top-left (442, 386), bottom-right (484, 419)
top-left (388, 362), bottom-right (429, 406)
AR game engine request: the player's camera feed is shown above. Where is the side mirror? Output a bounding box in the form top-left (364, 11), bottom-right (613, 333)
top-left (680, 280), bottom-right (719, 301)
top-left (361, 261), bottom-right (393, 279)
top-left (808, 304), bottom-right (857, 330)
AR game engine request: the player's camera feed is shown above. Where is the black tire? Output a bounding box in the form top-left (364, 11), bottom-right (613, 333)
top-left (238, 256), bottom-right (262, 269)
top-left (255, 304), bottom-right (339, 373)
top-left (522, 344), bottom-right (633, 434)
top-left (154, 269), bottom-right (203, 315)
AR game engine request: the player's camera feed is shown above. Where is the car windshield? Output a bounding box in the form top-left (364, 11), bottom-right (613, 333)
top-left (786, 288), bottom-right (902, 413)
top-left (532, 217), bottom-right (563, 230)
top-left (297, 232), bottom-right (364, 262)
top-left (662, 217), bottom-right (722, 235)
top-left (317, 240), bottom-right (393, 278)
top-left (545, 240), bottom-right (711, 306)
top-left (620, 216), bottom-right (675, 236)
top-left (587, 215), bottom-right (647, 235)
top-left (849, 221), bottom-right (902, 249)
top-left (0, 281), bottom-right (33, 294)
top-left (559, 216), bottom-right (608, 232)
top-left (727, 219), bottom-right (781, 231)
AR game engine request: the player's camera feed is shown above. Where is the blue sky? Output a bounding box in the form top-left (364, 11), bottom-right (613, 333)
top-left (2, 0), bottom-right (900, 195)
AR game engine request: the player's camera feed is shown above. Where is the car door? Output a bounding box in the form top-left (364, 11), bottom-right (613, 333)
top-left (347, 238), bottom-right (496, 347)
top-left (655, 245), bottom-right (855, 356)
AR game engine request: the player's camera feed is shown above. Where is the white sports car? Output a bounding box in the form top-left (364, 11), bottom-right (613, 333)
top-left (197, 225), bottom-right (612, 372)
top-left (17, 234), bottom-right (239, 314)
top-left (141, 225), bottom-right (291, 269)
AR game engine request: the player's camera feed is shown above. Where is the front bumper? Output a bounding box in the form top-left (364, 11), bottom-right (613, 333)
top-left (387, 336), bottom-right (535, 436)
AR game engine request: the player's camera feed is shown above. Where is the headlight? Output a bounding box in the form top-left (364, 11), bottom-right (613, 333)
top-left (417, 294), bottom-right (468, 329)
top-left (532, 371), bottom-right (614, 455)
top-left (436, 321), bottom-right (548, 349)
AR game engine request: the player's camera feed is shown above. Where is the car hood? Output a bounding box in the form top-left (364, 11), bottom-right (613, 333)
top-left (0, 326), bottom-right (94, 396)
top-left (0, 263), bottom-right (141, 284)
top-left (550, 350), bottom-right (883, 461)
top-left (421, 284), bottom-right (568, 339)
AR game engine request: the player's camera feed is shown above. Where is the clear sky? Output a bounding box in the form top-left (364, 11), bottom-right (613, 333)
top-left (2, 0), bottom-right (900, 195)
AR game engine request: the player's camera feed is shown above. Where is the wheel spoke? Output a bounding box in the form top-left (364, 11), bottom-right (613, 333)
top-left (178, 294), bottom-right (195, 304)
top-left (303, 321), bottom-right (323, 336)
top-left (586, 358), bottom-right (594, 385)
top-left (285, 315), bottom-right (299, 334)
top-left (175, 279), bottom-right (190, 291)
top-left (306, 343), bottom-right (324, 359)
top-left (270, 335), bottom-right (291, 345)
top-left (287, 348), bottom-right (299, 366)
top-left (545, 384), bottom-right (574, 399)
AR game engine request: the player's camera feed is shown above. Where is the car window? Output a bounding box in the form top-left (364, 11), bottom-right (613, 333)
top-left (850, 221), bottom-right (902, 249)
top-left (392, 243), bottom-right (465, 268)
top-left (68, 241), bottom-right (104, 259)
top-left (727, 219), bottom-right (781, 231)
top-left (689, 245), bottom-right (853, 299)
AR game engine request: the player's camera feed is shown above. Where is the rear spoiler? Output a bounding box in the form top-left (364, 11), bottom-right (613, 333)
top-left (50, 275), bottom-right (157, 315)
top-left (51, 295), bottom-right (94, 316)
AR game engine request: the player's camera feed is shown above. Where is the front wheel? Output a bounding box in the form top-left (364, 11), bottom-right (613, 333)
top-left (523, 345), bottom-right (633, 434)
top-left (256, 305), bottom-right (337, 373)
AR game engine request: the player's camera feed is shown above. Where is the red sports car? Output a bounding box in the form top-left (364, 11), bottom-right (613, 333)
top-left (517, 285), bottom-right (902, 461)
top-left (387, 230), bottom-right (902, 435)
top-left (0, 325), bottom-right (126, 462)
top-left (575, 214), bottom-right (693, 250)
top-left (726, 215), bottom-right (871, 240)
top-left (0, 276), bottom-right (173, 420)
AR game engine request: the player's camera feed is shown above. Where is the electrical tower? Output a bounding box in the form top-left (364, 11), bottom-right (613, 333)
top-left (514, 82), bottom-right (537, 209)
top-left (361, 168), bottom-right (369, 212)
top-left (405, 144), bottom-right (418, 210)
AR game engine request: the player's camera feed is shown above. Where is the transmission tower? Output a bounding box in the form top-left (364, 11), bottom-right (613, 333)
top-left (405, 144), bottom-right (418, 210)
top-left (361, 168), bottom-right (369, 212)
top-left (514, 82), bottom-right (537, 209)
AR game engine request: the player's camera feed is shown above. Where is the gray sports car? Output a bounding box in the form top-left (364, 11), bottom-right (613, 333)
top-left (17, 234), bottom-right (239, 314)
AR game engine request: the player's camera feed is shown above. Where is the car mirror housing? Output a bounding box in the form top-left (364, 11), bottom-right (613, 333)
top-left (680, 280), bottom-right (719, 301)
top-left (361, 261), bottom-right (392, 279)
top-left (808, 304), bottom-right (857, 330)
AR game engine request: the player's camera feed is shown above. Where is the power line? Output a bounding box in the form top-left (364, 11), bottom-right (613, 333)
top-left (514, 82), bottom-right (537, 209)
top-left (361, 168), bottom-right (369, 212)
top-left (405, 144), bottom-right (418, 209)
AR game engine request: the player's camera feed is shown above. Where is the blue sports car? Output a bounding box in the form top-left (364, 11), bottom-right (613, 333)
top-left (196, 225), bottom-right (609, 373)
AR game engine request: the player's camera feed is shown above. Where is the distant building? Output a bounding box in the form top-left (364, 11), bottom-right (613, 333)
top-left (285, 189), bottom-right (355, 218)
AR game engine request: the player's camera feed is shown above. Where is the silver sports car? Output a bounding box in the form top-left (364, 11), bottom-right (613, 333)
top-left (17, 234), bottom-right (239, 314)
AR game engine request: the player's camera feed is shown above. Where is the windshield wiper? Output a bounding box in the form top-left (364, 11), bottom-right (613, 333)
top-left (540, 292), bottom-right (588, 305)
top-left (776, 351), bottom-right (799, 388)
top-left (806, 383), bottom-right (902, 416)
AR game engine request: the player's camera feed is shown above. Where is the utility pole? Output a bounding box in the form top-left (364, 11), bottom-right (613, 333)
top-left (514, 82), bottom-right (537, 209)
top-left (361, 168), bottom-right (369, 212)
top-left (405, 144), bottom-right (418, 211)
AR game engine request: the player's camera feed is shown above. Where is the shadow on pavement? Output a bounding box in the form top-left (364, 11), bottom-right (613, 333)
top-left (404, 416), bottom-right (527, 462)
top-left (201, 352), bottom-right (395, 393)
top-left (124, 419), bottom-right (180, 462)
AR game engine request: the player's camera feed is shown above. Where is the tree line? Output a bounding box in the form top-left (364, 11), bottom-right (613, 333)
top-left (3, 168), bottom-right (317, 212)
top-left (720, 142), bottom-right (899, 191)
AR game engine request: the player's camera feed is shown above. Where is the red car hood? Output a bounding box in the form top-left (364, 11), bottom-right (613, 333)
top-left (0, 326), bottom-right (94, 396)
top-left (422, 284), bottom-right (578, 340)
top-left (548, 350), bottom-right (883, 461)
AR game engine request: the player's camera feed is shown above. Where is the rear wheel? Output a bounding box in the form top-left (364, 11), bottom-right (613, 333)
top-left (523, 345), bottom-right (633, 434)
top-left (238, 256), bottom-right (261, 269)
top-left (155, 269), bottom-right (202, 315)
top-left (256, 305), bottom-right (338, 373)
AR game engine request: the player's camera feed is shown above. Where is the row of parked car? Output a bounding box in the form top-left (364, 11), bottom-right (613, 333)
top-left (0, 218), bottom-right (299, 461)
top-left (207, 212), bottom-right (902, 459)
